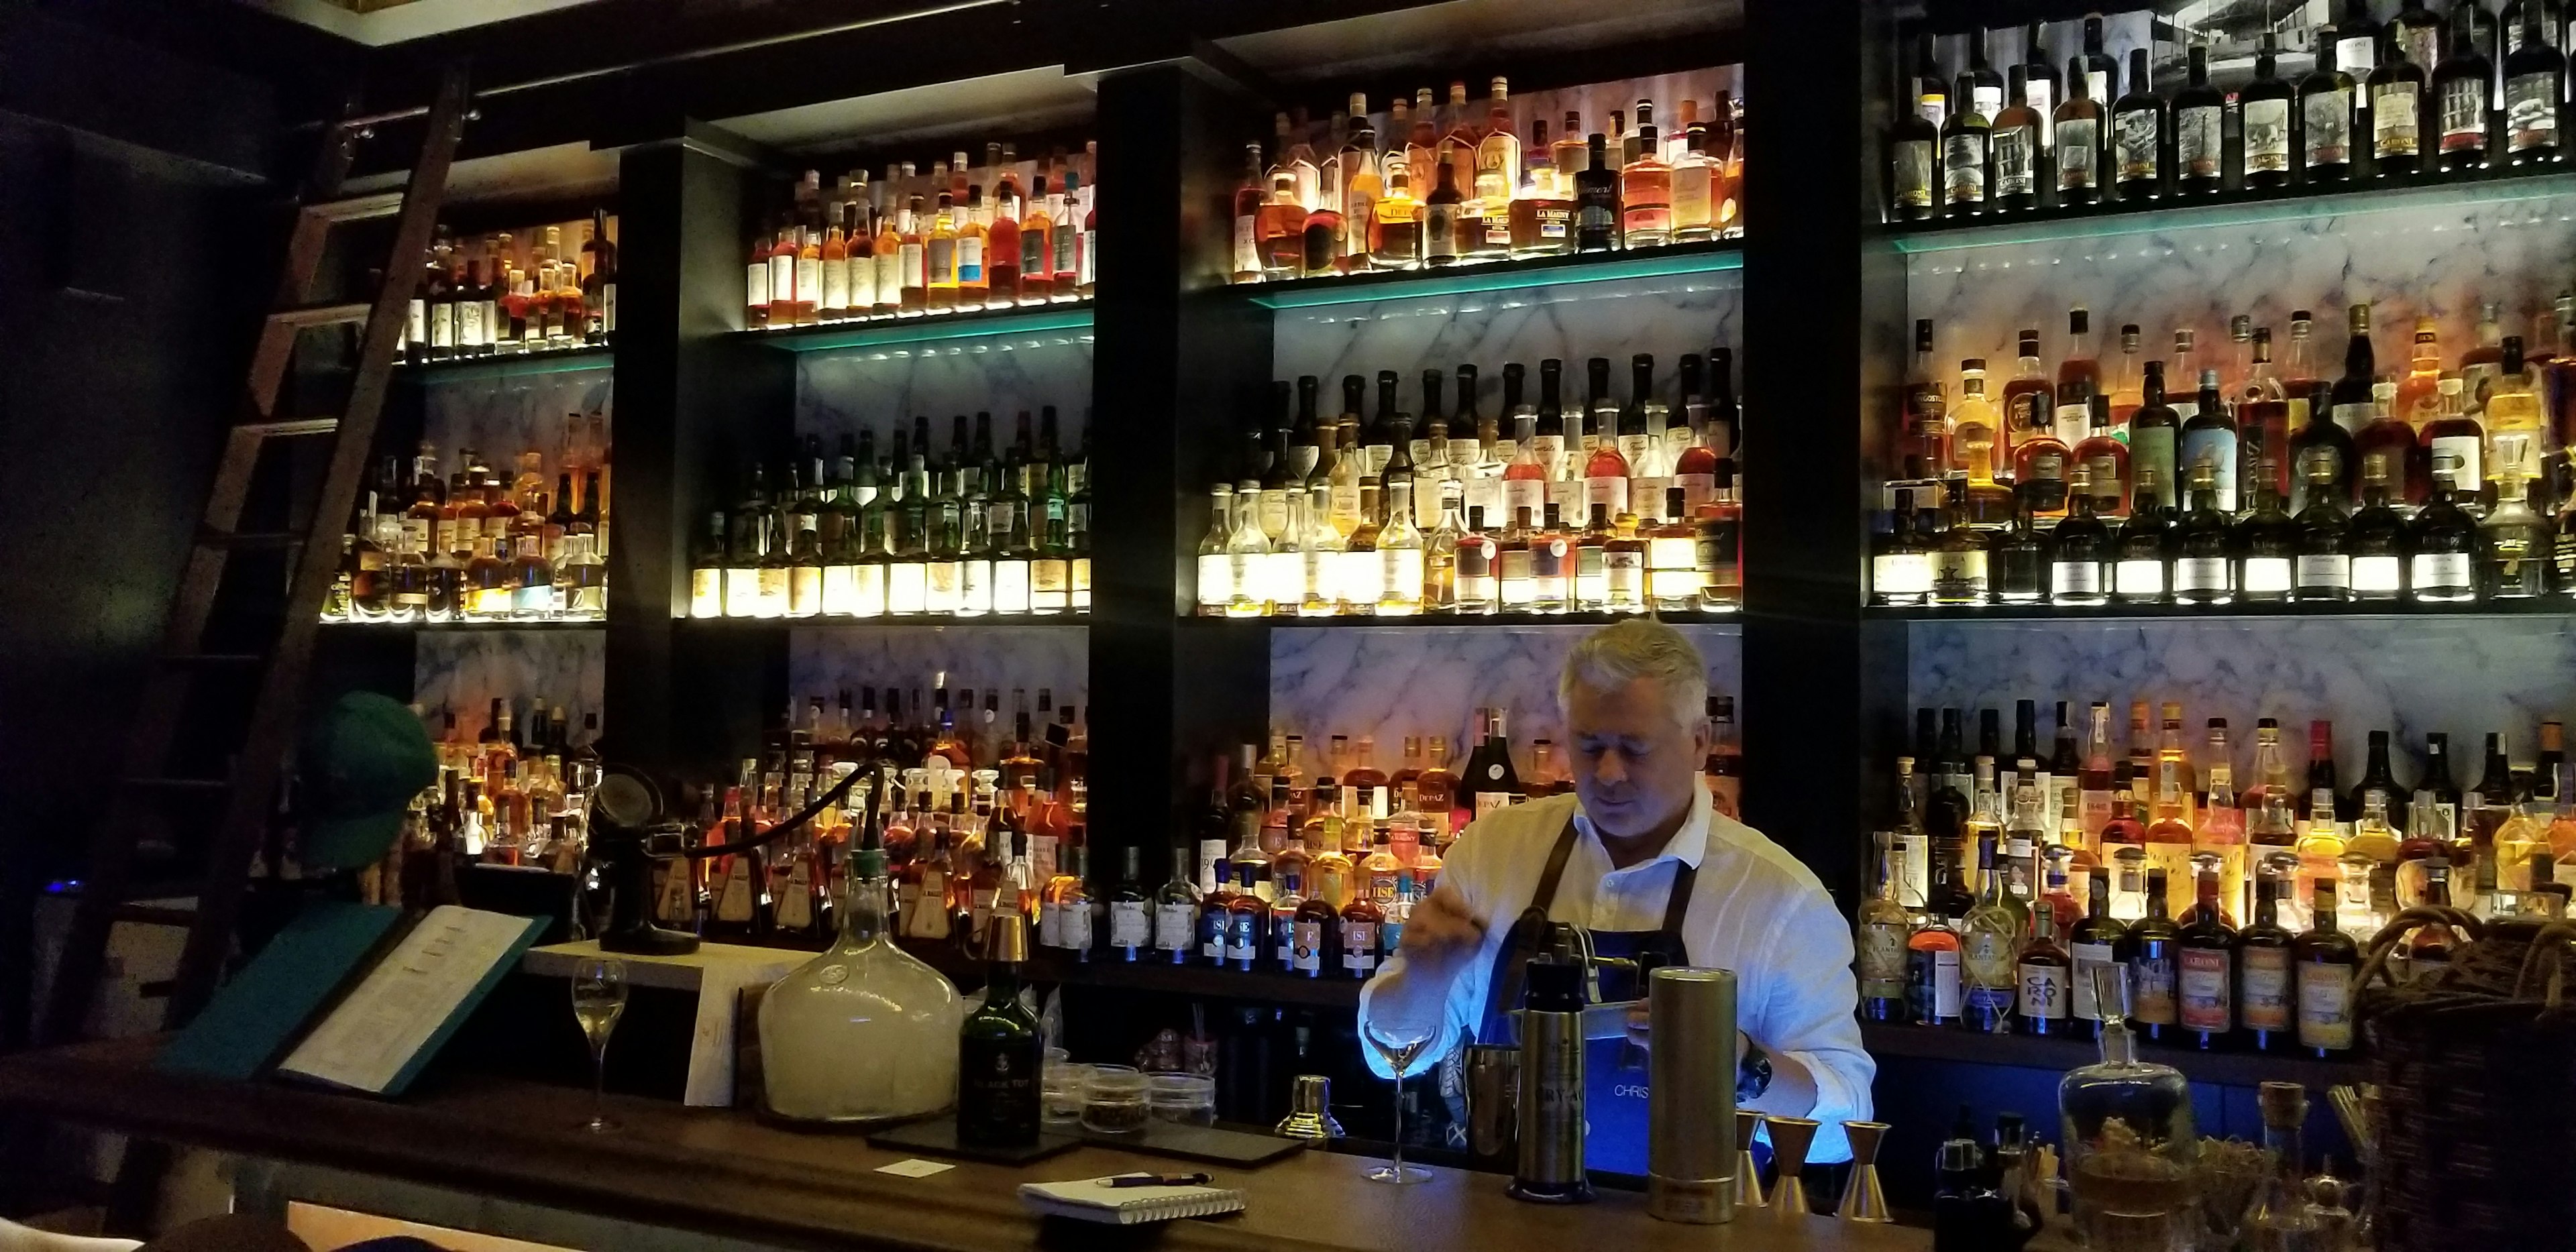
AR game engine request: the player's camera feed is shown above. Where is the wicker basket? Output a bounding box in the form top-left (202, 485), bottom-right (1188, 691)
top-left (2356, 909), bottom-right (2576, 1252)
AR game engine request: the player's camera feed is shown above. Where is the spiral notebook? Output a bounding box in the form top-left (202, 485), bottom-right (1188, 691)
top-left (1016, 1176), bottom-right (1246, 1225)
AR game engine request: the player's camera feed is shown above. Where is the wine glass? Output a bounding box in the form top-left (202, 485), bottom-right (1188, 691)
top-left (1361, 1021), bottom-right (1434, 1185)
top-left (570, 957), bottom-right (629, 1133)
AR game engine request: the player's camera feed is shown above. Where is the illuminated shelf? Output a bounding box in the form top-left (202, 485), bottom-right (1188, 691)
top-left (1864, 600), bottom-right (2576, 622)
top-left (680, 614), bottom-right (1089, 627)
top-left (319, 618), bottom-right (606, 630)
top-left (1860, 1022), bottom-right (2362, 1090)
top-left (392, 343), bottom-right (614, 381)
top-left (733, 303), bottom-right (1093, 353)
top-left (1191, 610), bottom-right (1743, 628)
top-left (1234, 237), bottom-right (1743, 310)
top-left (1886, 164), bottom-right (2576, 254)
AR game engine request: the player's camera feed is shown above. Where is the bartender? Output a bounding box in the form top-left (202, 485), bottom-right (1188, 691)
top-left (1358, 619), bottom-right (1875, 1169)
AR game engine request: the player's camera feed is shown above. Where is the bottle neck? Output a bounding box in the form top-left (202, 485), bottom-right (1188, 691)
top-left (842, 868), bottom-right (890, 946)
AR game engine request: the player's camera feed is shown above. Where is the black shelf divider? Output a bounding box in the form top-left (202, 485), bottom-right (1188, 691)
top-left (1858, 1022), bottom-right (2363, 1093)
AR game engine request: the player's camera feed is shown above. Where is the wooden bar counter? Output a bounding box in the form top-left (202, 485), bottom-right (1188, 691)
top-left (0, 1037), bottom-right (1933, 1252)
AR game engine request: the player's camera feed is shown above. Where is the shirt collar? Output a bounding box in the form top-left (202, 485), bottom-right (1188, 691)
top-left (1573, 784), bottom-right (1711, 872)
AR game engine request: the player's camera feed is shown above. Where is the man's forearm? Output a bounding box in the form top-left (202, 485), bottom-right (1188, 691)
top-left (1362, 950), bottom-right (1460, 1042)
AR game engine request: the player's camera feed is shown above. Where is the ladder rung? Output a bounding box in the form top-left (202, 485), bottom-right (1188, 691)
top-left (111, 903), bottom-right (200, 928)
top-left (123, 777), bottom-right (229, 793)
top-left (299, 190), bottom-right (406, 223)
top-left (162, 652), bottom-right (264, 667)
top-left (195, 526), bottom-right (302, 550)
top-left (270, 301), bottom-right (372, 328)
top-left (237, 416), bottom-right (340, 439)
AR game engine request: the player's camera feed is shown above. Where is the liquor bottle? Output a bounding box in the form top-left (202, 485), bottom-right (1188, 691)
top-left (2129, 361), bottom-right (2181, 510)
top-left (2240, 36), bottom-right (2299, 187)
top-left (1994, 500), bottom-right (2047, 604)
top-left (1573, 133), bottom-right (1619, 251)
top-left (1146, 843), bottom-right (1198, 964)
top-left (2172, 44), bottom-right (2224, 193)
top-left (2301, 32), bottom-right (2357, 180)
top-left (1338, 862), bottom-right (1384, 978)
top-left (2483, 475), bottom-right (2551, 596)
top-left (2292, 881), bottom-right (2359, 1056)
top-left (2504, 3), bottom-right (2565, 162)
top-left (2176, 856), bottom-right (2237, 1049)
top-left (956, 911), bottom-right (1043, 1148)
top-left (1930, 479), bottom-right (1993, 605)
top-left (2237, 872), bottom-right (2296, 1052)
top-left (1960, 833), bottom-right (2021, 1034)
top-left (2171, 461), bottom-right (2235, 605)
top-left (1619, 123), bottom-right (1672, 246)
top-left (2017, 902), bottom-right (2073, 1037)
top-left (2111, 48), bottom-right (2163, 201)
top-left (2485, 335), bottom-right (2548, 485)
top-left (2435, 5), bottom-right (2496, 170)
top-left (2369, 21), bottom-right (2429, 174)
top-left (1951, 359), bottom-right (2014, 525)
top-left (2070, 866), bottom-right (2125, 1037)
top-left (1906, 883), bottom-right (1964, 1028)
top-left (2235, 465), bottom-right (2298, 601)
top-left (2123, 866), bottom-right (2183, 1042)
top-left (2112, 465), bottom-right (2171, 604)
top-left (1859, 833), bottom-right (1911, 1022)
top-left (2053, 56), bottom-right (2105, 205)
top-left (1991, 65), bottom-right (2041, 212)
top-left (2048, 468), bottom-right (2112, 605)
top-left (1941, 72), bottom-right (1991, 214)
top-left (2408, 455), bottom-right (2477, 603)
top-left (1195, 851), bottom-right (1235, 964)
top-left (2345, 451), bottom-right (2408, 600)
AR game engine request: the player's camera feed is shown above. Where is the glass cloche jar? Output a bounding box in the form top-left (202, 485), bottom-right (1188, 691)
top-left (2057, 966), bottom-right (2199, 1251)
top-left (759, 840), bottom-right (962, 1123)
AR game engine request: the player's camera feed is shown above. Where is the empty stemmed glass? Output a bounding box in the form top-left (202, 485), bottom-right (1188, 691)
top-left (570, 957), bottom-right (629, 1133)
top-left (1362, 1021), bottom-right (1434, 1184)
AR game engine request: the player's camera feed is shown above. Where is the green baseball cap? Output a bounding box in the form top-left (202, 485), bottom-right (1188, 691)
top-left (299, 692), bottom-right (439, 872)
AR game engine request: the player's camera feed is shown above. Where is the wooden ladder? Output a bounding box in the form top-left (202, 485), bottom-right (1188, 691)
top-left (38, 66), bottom-right (473, 1049)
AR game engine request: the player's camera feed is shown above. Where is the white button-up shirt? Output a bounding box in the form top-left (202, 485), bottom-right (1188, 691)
top-left (1356, 785), bottom-right (1876, 1161)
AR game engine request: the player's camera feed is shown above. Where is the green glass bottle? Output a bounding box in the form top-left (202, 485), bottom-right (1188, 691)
top-left (956, 893), bottom-right (1044, 1147)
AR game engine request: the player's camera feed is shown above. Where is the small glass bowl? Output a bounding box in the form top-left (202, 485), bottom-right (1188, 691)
top-left (1042, 1062), bottom-right (1093, 1126)
top-left (1146, 1072), bottom-right (1216, 1127)
top-left (1080, 1064), bottom-right (1152, 1135)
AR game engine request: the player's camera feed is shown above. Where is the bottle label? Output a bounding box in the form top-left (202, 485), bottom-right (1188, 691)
top-left (2245, 98), bottom-right (2293, 172)
top-left (2337, 34), bottom-right (2377, 76)
top-left (1037, 900), bottom-right (1066, 948)
top-left (2296, 553), bottom-right (2351, 589)
top-left (2242, 555), bottom-right (2293, 596)
top-left (2115, 108), bottom-right (2160, 182)
top-left (1155, 901), bottom-right (1195, 952)
top-left (1874, 551), bottom-right (1933, 598)
top-left (1195, 552), bottom-right (1232, 608)
top-left (1992, 126), bottom-right (2036, 198)
top-left (1340, 920), bottom-right (1379, 973)
top-left (2241, 947), bottom-right (2293, 1031)
top-left (873, 252), bottom-right (903, 304)
top-left (407, 298), bottom-right (428, 345)
top-left (2056, 117), bottom-right (2098, 190)
top-left (1892, 139), bottom-right (1935, 209)
top-left (794, 256), bottom-right (822, 307)
top-left (2430, 433), bottom-right (2483, 485)
top-left (2304, 89), bottom-right (2353, 166)
top-left (1857, 922), bottom-right (1908, 995)
top-left (1582, 473), bottom-right (1629, 517)
top-left (2351, 553), bottom-right (2402, 595)
top-left (1225, 911), bottom-right (1258, 963)
top-left (1931, 547), bottom-right (1988, 595)
top-left (714, 856), bottom-right (757, 923)
top-left (2178, 948), bottom-right (2232, 1031)
top-left (2178, 105), bottom-right (2222, 177)
top-left (1232, 215), bottom-right (1258, 274)
top-left (1942, 133), bottom-right (1986, 203)
top-left (955, 237), bottom-right (983, 282)
top-left (2411, 551), bottom-right (2472, 589)
top-left (2017, 960), bottom-right (2070, 1021)
top-left (899, 243), bottom-right (926, 289)
top-left (2071, 941), bottom-right (2117, 1020)
top-left (2297, 962), bottom-right (2354, 1049)
top-left (2130, 953), bottom-right (2178, 1023)
top-left (2508, 74), bottom-right (2560, 151)
top-left (1906, 946), bottom-right (1962, 1019)
top-left (1110, 900), bottom-right (1150, 948)
top-left (2180, 428), bottom-right (2239, 513)
top-left (1292, 919), bottom-right (1326, 973)
top-left (2174, 555), bottom-right (2230, 593)
top-left (2130, 426), bottom-right (2178, 508)
top-left (1423, 203), bottom-right (1458, 260)
top-left (2373, 81), bottom-right (2422, 157)
top-left (2049, 559), bottom-right (2102, 598)
top-left (2441, 77), bottom-right (2489, 152)
top-left (745, 264), bottom-right (769, 311)
top-left (769, 253), bottom-right (796, 304)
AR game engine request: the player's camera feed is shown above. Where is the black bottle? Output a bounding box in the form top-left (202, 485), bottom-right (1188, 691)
top-left (1574, 133), bottom-right (1619, 251)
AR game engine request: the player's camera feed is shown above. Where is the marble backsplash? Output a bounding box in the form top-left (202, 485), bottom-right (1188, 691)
top-left (1270, 273), bottom-right (1741, 411)
top-left (794, 332), bottom-right (1093, 447)
top-left (788, 624), bottom-right (1089, 717)
top-left (1267, 623), bottom-right (1741, 763)
top-left (1907, 616), bottom-right (2576, 780)
top-left (413, 628), bottom-right (606, 741)
top-left (1908, 182), bottom-right (2576, 373)
top-left (421, 364), bottom-right (614, 470)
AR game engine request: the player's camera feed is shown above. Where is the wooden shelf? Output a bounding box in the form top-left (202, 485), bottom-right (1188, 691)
top-left (1859, 1021), bottom-right (2364, 1090)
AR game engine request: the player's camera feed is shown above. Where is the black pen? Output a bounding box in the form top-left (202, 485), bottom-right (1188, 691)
top-left (1105, 1172), bottom-right (1211, 1188)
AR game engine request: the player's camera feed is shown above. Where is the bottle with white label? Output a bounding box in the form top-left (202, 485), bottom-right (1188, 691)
top-left (2171, 461), bottom-right (2236, 606)
top-left (2369, 26), bottom-right (2430, 173)
top-left (2110, 48), bottom-right (2165, 201)
top-left (2433, 5), bottom-right (2496, 172)
top-left (2300, 32), bottom-right (2357, 179)
top-left (2172, 44), bottom-right (2225, 192)
top-left (2503, 3), bottom-right (2565, 162)
top-left (1941, 72), bottom-right (1991, 213)
top-left (1152, 843), bottom-right (1201, 965)
top-left (2292, 882), bottom-right (2360, 1057)
top-left (1194, 486), bottom-right (1234, 616)
top-left (2408, 455), bottom-right (2480, 602)
top-left (2053, 54), bottom-right (2106, 204)
top-left (2069, 868), bottom-right (2123, 1035)
top-left (2237, 463), bottom-right (2300, 602)
top-left (2243, 37), bottom-right (2298, 186)
top-left (2346, 452), bottom-right (2410, 600)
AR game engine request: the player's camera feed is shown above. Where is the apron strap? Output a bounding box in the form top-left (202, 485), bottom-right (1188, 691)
top-left (1530, 813), bottom-right (1584, 912)
top-left (1659, 860), bottom-right (1699, 943)
top-left (1476, 816), bottom-right (1586, 1039)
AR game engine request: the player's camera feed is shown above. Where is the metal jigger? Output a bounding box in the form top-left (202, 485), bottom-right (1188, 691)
top-left (1763, 1117), bottom-right (1820, 1217)
top-left (1733, 1110), bottom-right (1768, 1210)
top-left (1837, 1121), bottom-right (1893, 1222)
top-left (1275, 1075), bottom-right (1344, 1140)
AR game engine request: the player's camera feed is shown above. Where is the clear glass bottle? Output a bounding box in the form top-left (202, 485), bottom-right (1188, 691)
top-left (759, 839), bottom-right (964, 1123)
top-left (1196, 484), bottom-right (1235, 616)
top-left (2058, 966), bottom-right (2200, 1245)
top-left (1225, 485), bottom-right (1273, 618)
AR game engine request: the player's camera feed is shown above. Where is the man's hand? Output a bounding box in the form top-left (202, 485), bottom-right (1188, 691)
top-left (1396, 880), bottom-right (1486, 965)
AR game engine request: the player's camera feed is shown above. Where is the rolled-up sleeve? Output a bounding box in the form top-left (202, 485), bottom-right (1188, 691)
top-left (1746, 882), bottom-right (1876, 1163)
top-left (1356, 830), bottom-right (1500, 1078)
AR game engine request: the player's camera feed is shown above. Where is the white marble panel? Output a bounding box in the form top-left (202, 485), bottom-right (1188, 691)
top-left (794, 333), bottom-right (1093, 446)
top-left (1267, 623), bottom-right (1741, 762)
top-left (788, 624), bottom-right (1089, 715)
top-left (421, 367), bottom-right (613, 471)
top-left (1907, 616), bottom-right (2576, 780)
top-left (414, 629), bottom-right (606, 740)
top-left (1905, 183), bottom-right (2576, 374)
top-left (1270, 273), bottom-right (1741, 412)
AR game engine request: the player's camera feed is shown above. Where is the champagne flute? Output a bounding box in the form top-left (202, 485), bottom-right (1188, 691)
top-left (1362, 1021), bottom-right (1434, 1184)
top-left (570, 957), bottom-right (629, 1133)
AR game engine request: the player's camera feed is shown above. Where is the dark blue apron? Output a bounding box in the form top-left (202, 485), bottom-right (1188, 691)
top-left (1475, 814), bottom-right (1698, 1178)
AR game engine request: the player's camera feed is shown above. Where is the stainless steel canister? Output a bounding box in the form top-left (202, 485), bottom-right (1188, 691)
top-left (1647, 966), bottom-right (1737, 1224)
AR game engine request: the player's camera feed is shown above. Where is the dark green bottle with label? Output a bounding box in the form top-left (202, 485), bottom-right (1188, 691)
top-left (955, 893), bottom-right (1042, 1147)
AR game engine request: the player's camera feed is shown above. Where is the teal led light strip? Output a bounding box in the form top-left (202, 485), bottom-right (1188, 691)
top-left (749, 306), bottom-right (1095, 353)
top-left (398, 347), bottom-right (614, 382)
top-left (1892, 168), bottom-right (2576, 255)
top-left (1242, 242), bottom-right (1743, 310)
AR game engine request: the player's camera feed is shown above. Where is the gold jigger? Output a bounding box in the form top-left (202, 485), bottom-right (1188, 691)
top-left (1732, 1110), bottom-right (1768, 1210)
top-left (1763, 1116), bottom-right (1821, 1217)
top-left (1837, 1121), bottom-right (1892, 1222)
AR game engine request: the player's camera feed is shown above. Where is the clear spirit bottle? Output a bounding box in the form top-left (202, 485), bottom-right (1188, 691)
top-left (759, 838), bottom-right (963, 1123)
